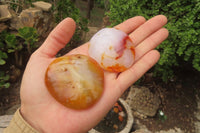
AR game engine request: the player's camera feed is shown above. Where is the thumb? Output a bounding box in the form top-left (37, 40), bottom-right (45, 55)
top-left (37, 18), bottom-right (76, 58)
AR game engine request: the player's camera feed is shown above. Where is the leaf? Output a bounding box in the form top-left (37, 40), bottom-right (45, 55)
top-left (0, 71), bottom-right (4, 77)
top-left (3, 83), bottom-right (10, 88)
top-left (0, 51), bottom-right (8, 59)
top-left (7, 49), bottom-right (15, 53)
top-left (5, 34), bottom-right (17, 48)
top-left (0, 42), bottom-right (4, 48)
top-left (0, 59), bottom-right (6, 65)
top-left (4, 74), bottom-right (10, 81)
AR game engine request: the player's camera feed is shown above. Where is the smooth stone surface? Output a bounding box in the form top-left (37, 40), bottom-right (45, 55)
top-left (46, 55), bottom-right (104, 110)
top-left (32, 1), bottom-right (52, 11)
top-left (89, 28), bottom-right (135, 72)
top-left (0, 5), bottom-right (12, 22)
top-left (10, 7), bottom-right (42, 29)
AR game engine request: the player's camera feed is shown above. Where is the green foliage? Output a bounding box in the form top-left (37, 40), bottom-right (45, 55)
top-left (95, 0), bottom-right (105, 8)
top-left (0, 32), bottom-right (10, 88)
top-left (0, 31), bottom-right (9, 65)
top-left (55, 0), bottom-right (88, 45)
top-left (0, 51), bottom-right (8, 65)
top-left (0, 72), bottom-right (10, 89)
top-left (56, 0), bottom-right (88, 26)
top-left (18, 27), bottom-right (39, 53)
top-left (5, 34), bottom-right (17, 49)
top-left (107, 0), bottom-right (200, 81)
top-left (18, 27), bottom-right (38, 45)
top-left (5, 34), bottom-right (23, 53)
top-left (0, 27), bottom-right (38, 89)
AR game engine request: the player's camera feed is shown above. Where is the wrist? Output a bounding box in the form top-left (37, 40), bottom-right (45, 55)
top-left (4, 108), bottom-right (39, 133)
top-left (20, 105), bottom-right (43, 133)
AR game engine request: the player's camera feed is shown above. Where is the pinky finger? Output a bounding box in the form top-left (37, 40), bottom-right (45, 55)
top-left (117, 50), bottom-right (160, 92)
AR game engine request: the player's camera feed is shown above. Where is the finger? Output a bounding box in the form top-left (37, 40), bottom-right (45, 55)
top-left (68, 16), bottom-right (146, 55)
top-left (70, 15), bottom-right (165, 56)
top-left (129, 15), bottom-right (167, 46)
top-left (114, 16), bottom-right (146, 34)
top-left (117, 50), bottom-right (160, 91)
top-left (38, 18), bottom-right (76, 58)
top-left (135, 28), bottom-right (169, 60)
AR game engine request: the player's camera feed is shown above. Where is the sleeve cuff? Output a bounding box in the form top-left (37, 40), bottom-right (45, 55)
top-left (3, 109), bottom-right (39, 133)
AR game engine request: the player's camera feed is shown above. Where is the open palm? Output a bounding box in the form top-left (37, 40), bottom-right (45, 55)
top-left (20, 15), bottom-right (168, 133)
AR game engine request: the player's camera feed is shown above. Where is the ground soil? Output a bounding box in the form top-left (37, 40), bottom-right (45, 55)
top-left (0, 1), bottom-right (200, 133)
top-left (134, 68), bottom-right (200, 133)
top-left (0, 80), bottom-right (20, 115)
top-left (94, 101), bottom-right (128, 133)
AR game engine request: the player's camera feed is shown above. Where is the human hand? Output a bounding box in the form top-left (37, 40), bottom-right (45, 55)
top-left (20, 15), bottom-right (168, 133)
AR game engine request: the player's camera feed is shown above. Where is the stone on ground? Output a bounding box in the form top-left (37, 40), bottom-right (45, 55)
top-left (0, 5), bottom-right (12, 21)
top-left (32, 1), bottom-right (52, 12)
top-left (126, 86), bottom-right (160, 118)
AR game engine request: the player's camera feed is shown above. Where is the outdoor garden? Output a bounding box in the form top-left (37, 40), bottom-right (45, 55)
top-left (0, 0), bottom-right (200, 132)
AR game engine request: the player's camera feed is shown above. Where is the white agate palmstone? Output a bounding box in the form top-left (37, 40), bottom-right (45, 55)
top-left (89, 28), bottom-right (135, 72)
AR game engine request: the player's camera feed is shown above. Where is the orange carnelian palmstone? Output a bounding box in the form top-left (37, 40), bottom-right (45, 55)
top-left (45, 54), bottom-right (104, 110)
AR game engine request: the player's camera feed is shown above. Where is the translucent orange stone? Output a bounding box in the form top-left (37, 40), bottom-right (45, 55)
top-left (45, 54), bottom-right (104, 110)
top-left (89, 28), bottom-right (135, 72)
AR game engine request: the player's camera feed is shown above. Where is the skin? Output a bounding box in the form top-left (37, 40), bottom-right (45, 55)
top-left (20, 15), bottom-right (168, 133)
